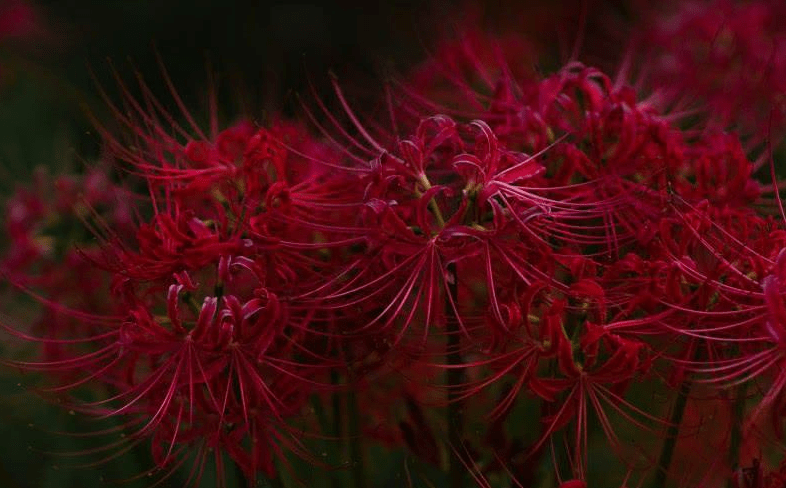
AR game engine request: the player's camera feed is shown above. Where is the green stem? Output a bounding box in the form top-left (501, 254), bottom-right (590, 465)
top-left (310, 390), bottom-right (342, 488)
top-left (330, 371), bottom-right (344, 488)
top-left (233, 460), bottom-right (250, 488)
top-left (727, 382), bottom-right (747, 488)
top-left (331, 371), bottom-right (344, 453)
top-left (266, 475), bottom-right (285, 488)
top-left (651, 367), bottom-right (694, 488)
top-left (346, 386), bottom-right (367, 488)
top-left (445, 262), bottom-right (465, 488)
top-left (417, 174), bottom-right (446, 228)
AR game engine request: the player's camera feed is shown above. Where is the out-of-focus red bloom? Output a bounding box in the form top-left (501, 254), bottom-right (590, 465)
top-left (559, 481), bottom-right (588, 488)
top-left (0, 65), bottom-right (350, 483)
top-left (0, 0), bottom-right (39, 39)
top-left (644, 0), bottom-right (786, 141)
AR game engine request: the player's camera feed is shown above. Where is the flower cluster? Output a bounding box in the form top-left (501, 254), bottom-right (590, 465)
top-left (6, 4), bottom-right (786, 488)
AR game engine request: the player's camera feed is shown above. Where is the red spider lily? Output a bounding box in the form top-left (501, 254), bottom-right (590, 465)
top-left (403, 58), bottom-right (702, 257)
top-left (7, 266), bottom-right (326, 485)
top-left (296, 108), bottom-right (636, 356)
top-left (95, 120), bottom-right (351, 287)
top-left (527, 316), bottom-right (661, 479)
top-left (0, 65), bottom-right (357, 485)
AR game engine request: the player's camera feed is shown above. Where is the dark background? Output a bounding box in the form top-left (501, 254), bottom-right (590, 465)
top-left (1, 1), bottom-right (443, 171)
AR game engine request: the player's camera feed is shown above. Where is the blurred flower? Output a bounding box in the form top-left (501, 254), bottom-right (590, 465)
top-left (0, 0), bottom-right (40, 40)
top-left (644, 0), bottom-right (786, 142)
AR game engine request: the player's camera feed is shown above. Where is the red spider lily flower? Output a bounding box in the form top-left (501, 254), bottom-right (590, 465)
top-left (311, 63), bottom-right (692, 349)
top-left (403, 58), bottom-right (701, 256)
top-left (8, 264), bottom-right (331, 485)
top-left (527, 317), bottom-right (660, 479)
top-left (0, 67), bottom-right (354, 485)
top-left (299, 109), bottom-right (609, 352)
top-left (631, 198), bottom-right (786, 486)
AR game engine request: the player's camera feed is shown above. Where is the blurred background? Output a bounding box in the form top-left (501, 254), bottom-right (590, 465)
top-left (0, 0), bottom-right (436, 173)
top-left (0, 0), bottom-right (632, 176)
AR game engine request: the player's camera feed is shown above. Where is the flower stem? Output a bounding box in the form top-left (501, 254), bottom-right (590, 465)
top-left (726, 382), bottom-right (747, 488)
top-left (331, 371), bottom-right (344, 488)
top-left (233, 461), bottom-right (247, 488)
top-left (417, 174), bottom-right (446, 228)
top-left (310, 386), bottom-right (342, 488)
top-left (267, 475), bottom-right (285, 488)
top-left (651, 365), bottom-right (694, 488)
top-left (445, 262), bottom-right (465, 488)
top-left (347, 386), bottom-right (367, 488)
